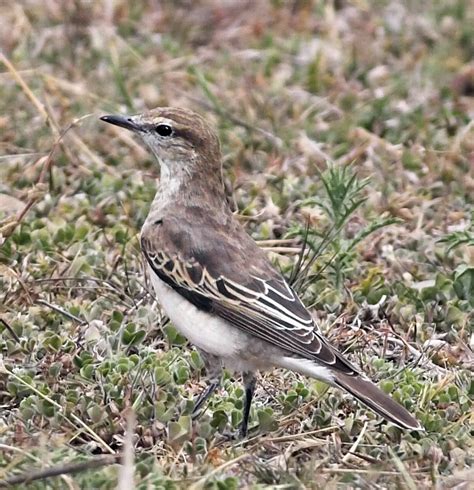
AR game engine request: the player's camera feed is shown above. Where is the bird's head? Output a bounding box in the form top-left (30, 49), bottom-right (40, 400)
top-left (100, 107), bottom-right (221, 179)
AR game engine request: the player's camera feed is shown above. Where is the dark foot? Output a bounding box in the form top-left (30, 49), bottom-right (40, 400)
top-left (191, 380), bottom-right (220, 419)
top-left (191, 350), bottom-right (222, 419)
top-left (240, 371), bottom-right (257, 438)
top-left (214, 421), bottom-right (255, 445)
top-left (215, 427), bottom-right (250, 444)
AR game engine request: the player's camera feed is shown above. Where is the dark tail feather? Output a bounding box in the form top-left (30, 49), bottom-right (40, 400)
top-left (334, 373), bottom-right (422, 430)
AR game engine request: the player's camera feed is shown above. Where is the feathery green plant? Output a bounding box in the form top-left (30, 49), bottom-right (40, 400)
top-left (290, 164), bottom-right (398, 294)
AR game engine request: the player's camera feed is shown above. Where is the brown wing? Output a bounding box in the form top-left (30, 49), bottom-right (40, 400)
top-left (141, 211), bottom-right (358, 376)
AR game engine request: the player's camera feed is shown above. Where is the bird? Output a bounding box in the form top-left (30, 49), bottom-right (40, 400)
top-left (100, 107), bottom-right (422, 437)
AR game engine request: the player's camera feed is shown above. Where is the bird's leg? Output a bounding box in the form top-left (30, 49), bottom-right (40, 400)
top-left (240, 371), bottom-right (257, 438)
top-left (191, 380), bottom-right (220, 418)
top-left (191, 350), bottom-right (222, 419)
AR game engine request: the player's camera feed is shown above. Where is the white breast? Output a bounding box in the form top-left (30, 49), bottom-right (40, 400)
top-left (149, 268), bottom-right (249, 361)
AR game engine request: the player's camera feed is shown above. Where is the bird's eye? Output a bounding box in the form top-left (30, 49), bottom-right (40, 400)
top-left (155, 124), bottom-right (173, 137)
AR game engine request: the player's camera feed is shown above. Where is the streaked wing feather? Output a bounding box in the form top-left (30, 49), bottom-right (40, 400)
top-left (142, 237), bottom-right (358, 375)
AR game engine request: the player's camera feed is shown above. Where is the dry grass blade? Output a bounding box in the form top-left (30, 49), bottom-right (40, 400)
top-left (389, 447), bottom-right (418, 490)
top-left (0, 52), bottom-right (51, 126)
top-left (0, 317), bottom-right (20, 343)
top-left (341, 421), bottom-right (368, 463)
top-left (117, 409), bottom-right (136, 490)
top-left (188, 453), bottom-right (250, 490)
top-left (0, 455), bottom-right (119, 488)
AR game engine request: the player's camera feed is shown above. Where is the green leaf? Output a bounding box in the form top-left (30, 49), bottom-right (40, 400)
top-left (453, 266), bottom-right (474, 303)
top-left (168, 415), bottom-right (191, 445)
top-left (154, 366), bottom-right (171, 386)
top-left (189, 349), bottom-right (204, 371)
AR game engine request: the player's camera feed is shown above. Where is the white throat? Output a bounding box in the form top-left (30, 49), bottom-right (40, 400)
top-left (143, 154), bottom-right (193, 227)
top-left (155, 162), bottom-right (183, 201)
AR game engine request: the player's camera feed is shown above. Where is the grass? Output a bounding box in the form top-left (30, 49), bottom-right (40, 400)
top-left (0, 0), bottom-right (473, 488)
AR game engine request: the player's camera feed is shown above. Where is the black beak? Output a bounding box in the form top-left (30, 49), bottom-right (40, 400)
top-left (100, 114), bottom-right (142, 132)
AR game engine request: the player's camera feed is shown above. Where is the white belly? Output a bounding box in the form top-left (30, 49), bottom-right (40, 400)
top-left (149, 268), bottom-right (251, 363)
top-left (148, 268), bottom-right (335, 383)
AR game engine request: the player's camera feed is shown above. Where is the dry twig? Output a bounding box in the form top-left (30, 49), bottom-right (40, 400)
top-left (0, 455), bottom-right (120, 488)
